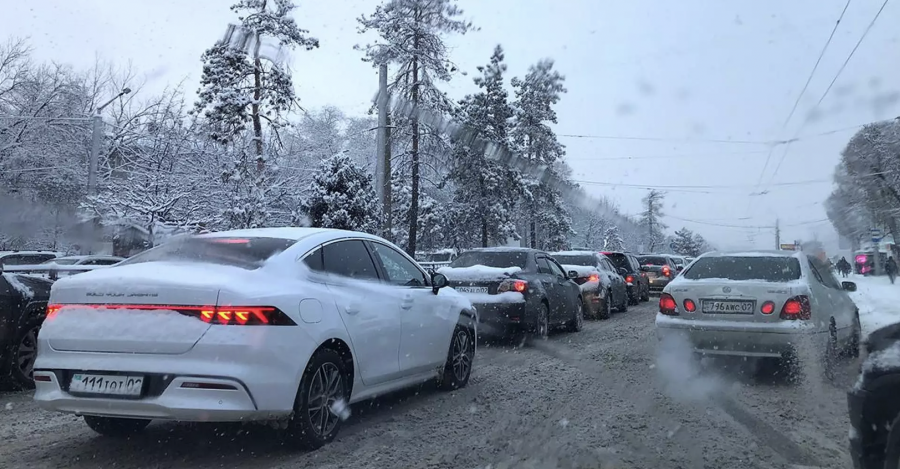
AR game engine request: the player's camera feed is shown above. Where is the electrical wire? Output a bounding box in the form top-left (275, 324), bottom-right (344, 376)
top-left (558, 133), bottom-right (771, 145)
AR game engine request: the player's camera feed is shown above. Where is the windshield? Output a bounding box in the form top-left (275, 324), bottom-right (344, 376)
top-left (552, 255), bottom-right (596, 266)
top-left (117, 237), bottom-right (296, 270)
top-left (450, 251), bottom-right (528, 269)
top-left (638, 256), bottom-right (669, 266)
top-left (682, 256), bottom-right (802, 282)
top-left (43, 258), bottom-right (78, 265)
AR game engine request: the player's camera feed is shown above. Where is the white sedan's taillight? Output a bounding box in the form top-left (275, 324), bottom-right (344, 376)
top-left (47, 304), bottom-right (296, 326)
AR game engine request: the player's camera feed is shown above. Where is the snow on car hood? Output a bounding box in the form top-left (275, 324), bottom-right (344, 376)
top-left (438, 265), bottom-right (521, 281)
top-left (454, 291), bottom-right (525, 304)
top-left (855, 342), bottom-right (900, 391)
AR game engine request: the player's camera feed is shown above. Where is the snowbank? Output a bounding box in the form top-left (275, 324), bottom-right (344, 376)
top-left (848, 274), bottom-right (900, 339)
top-left (438, 265), bottom-right (521, 281)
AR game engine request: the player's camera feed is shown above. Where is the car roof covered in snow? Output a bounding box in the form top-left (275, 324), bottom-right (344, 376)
top-left (198, 227), bottom-right (364, 241)
top-left (550, 250), bottom-right (600, 257)
top-left (466, 246), bottom-right (542, 254)
top-left (701, 250), bottom-right (803, 258)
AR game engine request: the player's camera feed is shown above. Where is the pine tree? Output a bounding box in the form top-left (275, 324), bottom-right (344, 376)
top-left (449, 45), bottom-right (521, 247)
top-left (302, 154), bottom-right (379, 233)
top-left (603, 225), bottom-right (626, 251)
top-left (692, 233), bottom-right (710, 255)
top-left (671, 227), bottom-right (700, 256)
top-left (356, 0), bottom-right (473, 255)
top-left (194, 0), bottom-right (318, 228)
top-left (640, 189), bottom-right (667, 252)
top-left (510, 60), bottom-right (569, 249)
top-left (390, 171), bottom-right (443, 252)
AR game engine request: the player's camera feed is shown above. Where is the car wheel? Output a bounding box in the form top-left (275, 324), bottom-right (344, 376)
top-left (83, 415), bottom-right (151, 437)
top-left (617, 293), bottom-right (629, 313)
top-left (286, 348), bottom-right (348, 450)
top-left (823, 322), bottom-right (838, 381)
top-left (439, 324), bottom-right (475, 391)
top-left (532, 303), bottom-right (550, 341)
top-left (884, 414), bottom-right (900, 469)
top-left (844, 313), bottom-right (861, 358)
top-left (641, 284), bottom-right (650, 302)
top-left (598, 292), bottom-right (612, 320)
top-left (566, 299), bottom-right (584, 332)
top-left (3, 315), bottom-right (43, 390)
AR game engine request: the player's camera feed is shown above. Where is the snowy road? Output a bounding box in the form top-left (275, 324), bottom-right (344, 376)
top-left (0, 301), bottom-right (856, 468)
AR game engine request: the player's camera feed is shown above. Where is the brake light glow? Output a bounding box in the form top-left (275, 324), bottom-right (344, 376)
top-left (760, 301), bottom-right (775, 315)
top-left (662, 265), bottom-right (671, 277)
top-left (625, 275), bottom-right (634, 283)
top-left (779, 295), bottom-right (811, 320)
top-left (588, 273), bottom-right (600, 282)
top-left (45, 304), bottom-right (295, 326)
top-left (498, 279), bottom-right (528, 293)
top-left (683, 299), bottom-right (696, 312)
top-left (659, 293), bottom-right (678, 316)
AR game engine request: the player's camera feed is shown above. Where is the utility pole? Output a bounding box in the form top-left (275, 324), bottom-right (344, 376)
top-left (775, 218), bottom-right (780, 250)
top-left (376, 63), bottom-right (392, 239)
top-left (647, 193), bottom-right (653, 252)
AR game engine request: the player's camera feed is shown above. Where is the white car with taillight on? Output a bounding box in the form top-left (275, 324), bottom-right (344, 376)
top-left (33, 228), bottom-right (477, 450)
top-left (655, 251), bottom-right (860, 377)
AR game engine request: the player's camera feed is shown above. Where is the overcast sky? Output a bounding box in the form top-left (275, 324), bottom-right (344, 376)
top-left (4, 0), bottom-right (899, 251)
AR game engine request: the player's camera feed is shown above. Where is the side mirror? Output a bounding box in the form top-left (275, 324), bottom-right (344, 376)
top-left (431, 272), bottom-right (449, 294)
top-left (567, 270), bottom-right (578, 279)
top-left (842, 281), bottom-right (857, 292)
top-left (618, 267), bottom-right (628, 276)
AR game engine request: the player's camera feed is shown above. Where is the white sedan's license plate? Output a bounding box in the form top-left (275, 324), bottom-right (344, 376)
top-left (70, 373), bottom-right (144, 396)
top-left (457, 286), bottom-right (489, 294)
top-left (702, 300), bottom-right (755, 314)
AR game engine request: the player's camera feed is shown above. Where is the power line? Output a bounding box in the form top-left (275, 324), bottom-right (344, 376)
top-left (557, 133), bottom-right (772, 145)
top-left (565, 149), bottom-right (768, 162)
top-left (764, 0), bottom-right (890, 186)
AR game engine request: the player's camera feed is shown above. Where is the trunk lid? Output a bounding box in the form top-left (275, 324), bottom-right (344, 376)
top-left (667, 279), bottom-right (805, 323)
top-left (44, 262), bottom-right (233, 354)
top-left (438, 265), bottom-right (521, 295)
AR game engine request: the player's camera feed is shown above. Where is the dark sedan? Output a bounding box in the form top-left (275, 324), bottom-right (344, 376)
top-left (0, 272), bottom-right (52, 390)
top-left (638, 254), bottom-right (679, 293)
top-left (438, 248), bottom-right (583, 341)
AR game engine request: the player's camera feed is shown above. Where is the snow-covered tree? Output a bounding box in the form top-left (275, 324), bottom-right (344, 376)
top-left (356, 0), bottom-right (473, 255)
top-left (510, 59), bottom-right (569, 249)
top-left (449, 45), bottom-right (521, 247)
top-left (692, 233), bottom-right (711, 255)
top-left (640, 189), bottom-right (667, 252)
top-left (302, 153), bottom-right (379, 233)
top-left (602, 225), bottom-right (626, 251)
top-left (671, 227), bottom-right (702, 257)
top-left (390, 171), bottom-right (444, 251)
top-left (193, 0), bottom-right (318, 228)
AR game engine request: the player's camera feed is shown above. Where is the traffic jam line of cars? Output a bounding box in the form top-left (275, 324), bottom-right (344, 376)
top-left (0, 230), bottom-right (657, 450)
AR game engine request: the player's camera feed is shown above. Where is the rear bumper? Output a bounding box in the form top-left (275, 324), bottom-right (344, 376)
top-left (472, 301), bottom-right (529, 336)
top-left (648, 277), bottom-right (671, 291)
top-left (655, 313), bottom-right (819, 358)
top-left (32, 326), bottom-right (316, 422)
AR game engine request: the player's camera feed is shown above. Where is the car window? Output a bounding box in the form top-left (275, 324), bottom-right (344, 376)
top-left (82, 259), bottom-right (118, 266)
top-left (604, 260), bottom-right (617, 272)
top-left (808, 257), bottom-right (841, 290)
top-left (119, 237), bottom-right (296, 270)
top-left (536, 257), bottom-right (553, 274)
top-left (552, 254), bottom-right (596, 266)
top-left (683, 256), bottom-right (802, 282)
top-left (639, 256), bottom-right (670, 266)
top-left (2, 254), bottom-right (53, 265)
top-left (451, 251), bottom-right (528, 269)
top-left (548, 259), bottom-right (567, 278)
top-left (319, 240), bottom-right (380, 281)
top-left (369, 242), bottom-right (428, 287)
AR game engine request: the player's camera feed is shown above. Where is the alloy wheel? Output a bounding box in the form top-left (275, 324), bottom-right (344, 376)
top-left (575, 302), bottom-right (584, 329)
top-left (451, 329), bottom-right (473, 382)
top-left (537, 307), bottom-right (549, 339)
top-left (17, 326), bottom-right (38, 380)
top-left (306, 362), bottom-right (345, 437)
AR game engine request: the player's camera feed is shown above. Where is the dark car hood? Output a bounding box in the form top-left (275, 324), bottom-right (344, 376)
top-left (2, 273), bottom-right (53, 301)
top-left (866, 322), bottom-right (900, 354)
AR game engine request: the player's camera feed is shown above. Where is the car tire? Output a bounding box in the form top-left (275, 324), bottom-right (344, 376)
top-left (83, 415), bottom-right (151, 437)
top-left (628, 292), bottom-right (639, 306)
top-left (533, 303), bottom-right (550, 341)
top-left (844, 313), bottom-right (861, 358)
top-left (823, 322), bottom-right (839, 382)
top-left (617, 294), bottom-right (629, 313)
top-left (286, 348), bottom-right (349, 450)
top-left (566, 299), bottom-right (584, 332)
top-left (884, 414), bottom-right (900, 469)
top-left (598, 292), bottom-right (612, 320)
top-left (2, 314), bottom-right (43, 391)
top-left (641, 285), bottom-right (650, 302)
top-left (438, 324), bottom-right (475, 391)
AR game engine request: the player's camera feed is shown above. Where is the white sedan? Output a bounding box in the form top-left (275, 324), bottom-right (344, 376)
top-left (33, 228), bottom-right (477, 449)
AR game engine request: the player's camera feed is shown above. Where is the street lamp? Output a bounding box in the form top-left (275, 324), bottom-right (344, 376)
top-left (87, 87), bottom-right (132, 196)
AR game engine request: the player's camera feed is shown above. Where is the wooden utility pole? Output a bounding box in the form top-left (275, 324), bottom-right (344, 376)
top-left (775, 218), bottom-right (781, 249)
top-left (376, 63), bottom-right (392, 238)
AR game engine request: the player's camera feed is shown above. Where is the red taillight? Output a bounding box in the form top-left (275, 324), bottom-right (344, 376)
top-left (779, 296), bottom-right (811, 320)
top-left (180, 382), bottom-right (237, 390)
top-left (33, 374), bottom-right (52, 382)
top-left (659, 293), bottom-right (678, 316)
top-left (499, 279), bottom-right (528, 293)
top-left (588, 273), bottom-right (600, 282)
top-left (760, 301), bottom-right (775, 315)
top-left (45, 304), bottom-right (294, 326)
top-left (683, 299), bottom-right (696, 312)
top-left (662, 266), bottom-right (671, 277)
top-left (625, 275), bottom-right (634, 283)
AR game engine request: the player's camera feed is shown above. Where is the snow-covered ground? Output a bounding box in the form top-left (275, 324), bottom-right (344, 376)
top-left (848, 274), bottom-right (900, 339)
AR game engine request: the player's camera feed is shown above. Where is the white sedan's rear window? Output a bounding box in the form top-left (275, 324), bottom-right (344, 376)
top-left (682, 257), bottom-right (802, 282)
top-left (118, 237), bottom-right (296, 269)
